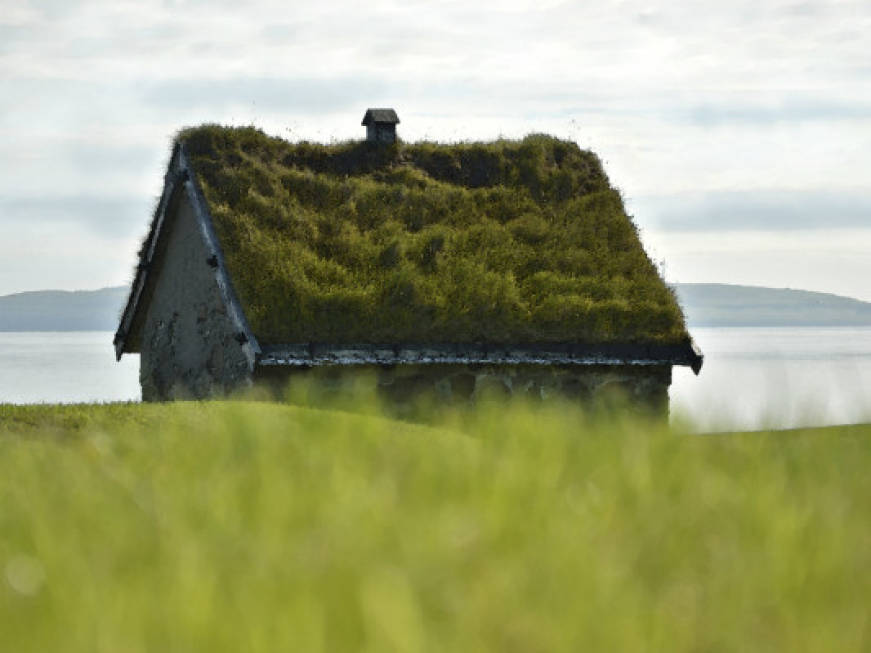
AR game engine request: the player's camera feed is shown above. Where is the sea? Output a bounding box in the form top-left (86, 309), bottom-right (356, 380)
top-left (1, 328), bottom-right (871, 432)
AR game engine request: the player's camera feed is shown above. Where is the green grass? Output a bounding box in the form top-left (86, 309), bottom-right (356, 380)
top-left (2, 400), bottom-right (869, 651)
top-left (178, 126), bottom-right (688, 345)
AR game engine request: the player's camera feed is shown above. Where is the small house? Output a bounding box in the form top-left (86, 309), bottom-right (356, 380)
top-left (115, 115), bottom-right (702, 412)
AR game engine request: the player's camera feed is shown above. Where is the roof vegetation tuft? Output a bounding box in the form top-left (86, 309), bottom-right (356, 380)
top-left (177, 125), bottom-right (689, 345)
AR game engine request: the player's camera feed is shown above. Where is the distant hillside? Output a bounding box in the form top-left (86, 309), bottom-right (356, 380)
top-left (0, 287), bottom-right (128, 331)
top-left (673, 283), bottom-right (871, 327)
top-left (3, 283), bottom-right (871, 331)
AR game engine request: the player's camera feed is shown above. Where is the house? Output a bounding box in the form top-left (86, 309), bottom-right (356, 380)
top-left (362, 108), bottom-right (399, 143)
top-left (115, 114), bottom-right (702, 411)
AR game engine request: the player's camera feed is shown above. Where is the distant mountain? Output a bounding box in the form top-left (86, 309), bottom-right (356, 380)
top-left (673, 283), bottom-right (871, 327)
top-left (0, 286), bottom-right (128, 331)
top-left (2, 283), bottom-right (871, 331)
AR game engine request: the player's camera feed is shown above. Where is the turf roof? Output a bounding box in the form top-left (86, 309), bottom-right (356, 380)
top-left (178, 125), bottom-right (690, 346)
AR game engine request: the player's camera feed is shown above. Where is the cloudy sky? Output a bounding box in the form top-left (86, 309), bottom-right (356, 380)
top-left (2, 0), bottom-right (869, 299)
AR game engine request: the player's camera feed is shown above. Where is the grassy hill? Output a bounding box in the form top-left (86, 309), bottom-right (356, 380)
top-left (674, 283), bottom-right (871, 327)
top-left (180, 126), bottom-right (688, 345)
top-left (1, 400), bottom-right (869, 651)
top-left (0, 287), bottom-right (128, 331)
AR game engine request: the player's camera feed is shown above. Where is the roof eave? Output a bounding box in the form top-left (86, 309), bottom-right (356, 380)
top-left (361, 108), bottom-right (400, 126)
top-left (688, 337), bottom-right (704, 375)
top-left (256, 342), bottom-right (704, 372)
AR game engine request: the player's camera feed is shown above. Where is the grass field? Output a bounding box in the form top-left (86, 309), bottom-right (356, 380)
top-left (1, 400), bottom-right (869, 651)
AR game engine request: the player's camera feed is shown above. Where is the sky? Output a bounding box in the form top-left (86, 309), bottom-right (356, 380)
top-left (1, 0), bottom-right (870, 300)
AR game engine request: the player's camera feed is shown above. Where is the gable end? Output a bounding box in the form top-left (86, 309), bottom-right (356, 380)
top-left (114, 143), bottom-right (261, 363)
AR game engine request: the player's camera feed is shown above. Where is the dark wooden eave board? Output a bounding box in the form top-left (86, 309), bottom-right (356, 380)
top-left (258, 341), bottom-right (704, 375)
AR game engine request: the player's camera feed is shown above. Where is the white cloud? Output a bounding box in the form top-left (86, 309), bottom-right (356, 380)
top-left (1, 0), bottom-right (870, 296)
top-left (0, 5), bottom-right (41, 26)
top-left (642, 228), bottom-right (871, 302)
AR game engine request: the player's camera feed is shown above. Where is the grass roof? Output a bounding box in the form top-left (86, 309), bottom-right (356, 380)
top-left (178, 125), bottom-right (689, 346)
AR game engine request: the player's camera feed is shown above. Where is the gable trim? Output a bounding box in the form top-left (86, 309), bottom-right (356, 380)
top-left (114, 142), bottom-right (261, 362)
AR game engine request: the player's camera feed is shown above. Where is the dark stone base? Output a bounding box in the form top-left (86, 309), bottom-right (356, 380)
top-left (254, 363), bottom-right (672, 417)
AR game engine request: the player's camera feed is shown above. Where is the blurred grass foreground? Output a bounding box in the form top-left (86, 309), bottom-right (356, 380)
top-left (1, 399), bottom-right (869, 651)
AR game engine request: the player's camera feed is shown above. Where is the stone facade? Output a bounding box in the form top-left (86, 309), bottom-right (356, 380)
top-left (255, 362), bottom-right (672, 415)
top-left (139, 192), bottom-right (253, 401)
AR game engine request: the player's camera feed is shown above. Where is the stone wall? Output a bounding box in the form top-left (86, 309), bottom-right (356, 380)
top-left (139, 193), bottom-right (253, 401)
top-left (254, 363), bottom-right (672, 416)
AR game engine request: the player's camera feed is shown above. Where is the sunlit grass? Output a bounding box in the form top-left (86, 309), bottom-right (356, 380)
top-left (1, 400), bottom-right (869, 651)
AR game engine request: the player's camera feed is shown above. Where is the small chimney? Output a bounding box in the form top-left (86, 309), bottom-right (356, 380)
top-left (361, 108), bottom-right (400, 144)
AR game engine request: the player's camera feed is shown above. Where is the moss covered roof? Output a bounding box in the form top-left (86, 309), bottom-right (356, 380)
top-left (178, 125), bottom-right (689, 346)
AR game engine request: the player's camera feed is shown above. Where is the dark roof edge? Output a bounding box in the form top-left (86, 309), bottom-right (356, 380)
top-left (114, 143), bottom-right (184, 360)
top-left (113, 142), bottom-right (261, 361)
top-left (259, 341), bottom-right (704, 374)
top-left (361, 108), bottom-right (400, 126)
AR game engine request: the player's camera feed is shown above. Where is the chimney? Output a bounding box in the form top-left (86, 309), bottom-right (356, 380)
top-left (361, 108), bottom-right (400, 144)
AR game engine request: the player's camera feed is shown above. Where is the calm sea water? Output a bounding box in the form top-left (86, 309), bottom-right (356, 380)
top-left (671, 327), bottom-right (871, 430)
top-left (0, 332), bottom-right (141, 405)
top-left (1, 329), bottom-right (870, 430)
